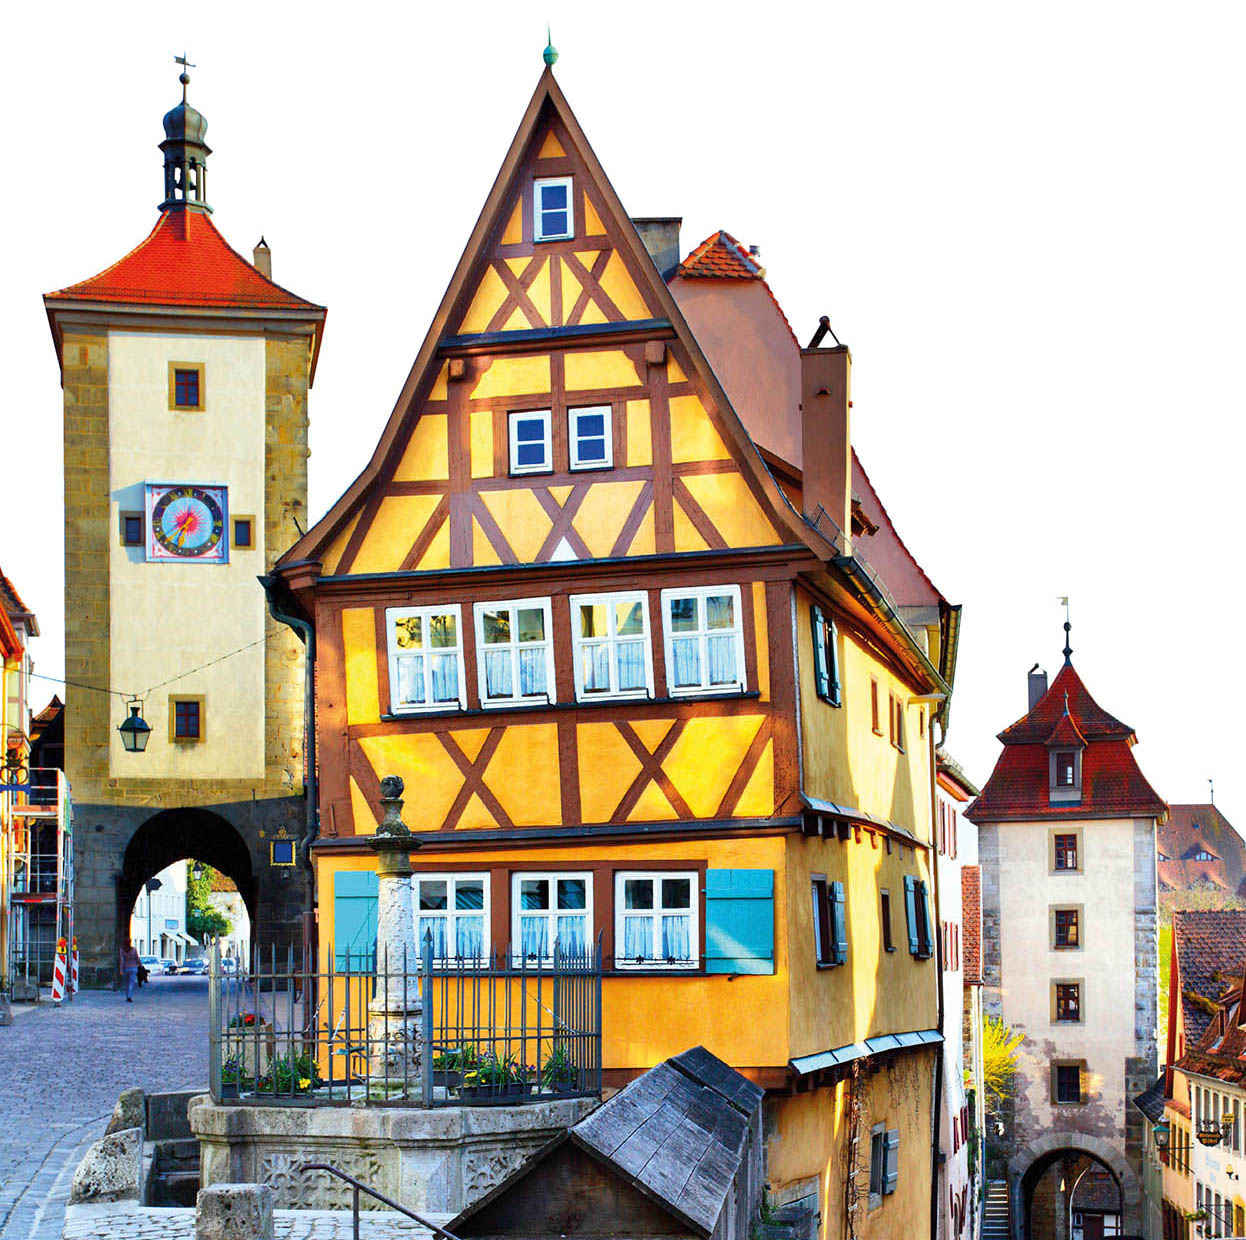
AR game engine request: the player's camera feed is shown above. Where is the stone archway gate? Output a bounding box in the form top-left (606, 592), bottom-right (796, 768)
top-left (1008, 1133), bottom-right (1143, 1240)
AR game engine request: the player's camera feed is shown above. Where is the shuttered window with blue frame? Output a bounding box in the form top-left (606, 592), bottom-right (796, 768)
top-left (705, 869), bottom-right (774, 974)
top-left (333, 871), bottom-right (378, 973)
top-left (810, 605), bottom-right (842, 706)
top-left (903, 874), bottom-right (934, 959)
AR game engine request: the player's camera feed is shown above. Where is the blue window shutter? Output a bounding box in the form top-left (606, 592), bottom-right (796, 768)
top-left (827, 616), bottom-right (841, 707)
top-left (705, 869), bottom-right (774, 974)
top-left (904, 875), bottom-right (919, 955)
top-left (919, 879), bottom-right (935, 960)
top-left (333, 871), bottom-right (378, 972)
top-left (811, 606), bottom-right (830, 700)
top-left (883, 1128), bottom-right (900, 1193)
top-left (831, 881), bottom-right (848, 965)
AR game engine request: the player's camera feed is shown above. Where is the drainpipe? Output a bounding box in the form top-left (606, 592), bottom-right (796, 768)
top-left (259, 576), bottom-right (317, 894)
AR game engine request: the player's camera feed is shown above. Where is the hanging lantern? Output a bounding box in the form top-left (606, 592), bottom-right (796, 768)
top-left (119, 702), bottom-right (152, 753)
top-left (1152, 1121), bottom-right (1171, 1150)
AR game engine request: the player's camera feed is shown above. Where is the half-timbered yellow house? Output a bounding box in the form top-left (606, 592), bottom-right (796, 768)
top-left (271, 65), bottom-right (959, 1240)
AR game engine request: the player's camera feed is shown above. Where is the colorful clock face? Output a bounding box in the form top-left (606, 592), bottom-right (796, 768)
top-left (145, 484), bottom-right (228, 563)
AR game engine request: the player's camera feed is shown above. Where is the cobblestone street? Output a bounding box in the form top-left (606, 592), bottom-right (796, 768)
top-left (0, 977), bottom-right (208, 1240)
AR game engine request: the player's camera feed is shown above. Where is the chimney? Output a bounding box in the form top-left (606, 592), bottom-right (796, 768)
top-left (631, 217), bottom-right (682, 280)
top-left (799, 339), bottom-right (852, 548)
top-left (1028, 664), bottom-right (1048, 711)
top-left (252, 236), bottom-right (272, 279)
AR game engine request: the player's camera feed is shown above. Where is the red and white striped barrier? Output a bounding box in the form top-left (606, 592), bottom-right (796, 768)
top-left (70, 936), bottom-right (79, 996)
top-left (51, 937), bottom-right (68, 1004)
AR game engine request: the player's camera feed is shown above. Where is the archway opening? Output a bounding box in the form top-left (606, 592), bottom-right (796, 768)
top-left (119, 808), bottom-right (257, 976)
top-left (1022, 1149), bottom-right (1123, 1240)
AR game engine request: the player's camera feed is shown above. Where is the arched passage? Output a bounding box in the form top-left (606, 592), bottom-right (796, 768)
top-left (1009, 1133), bottom-right (1141, 1240)
top-left (118, 808), bottom-right (258, 965)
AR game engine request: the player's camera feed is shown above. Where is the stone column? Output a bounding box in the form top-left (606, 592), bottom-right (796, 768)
top-left (367, 776), bottom-right (423, 1088)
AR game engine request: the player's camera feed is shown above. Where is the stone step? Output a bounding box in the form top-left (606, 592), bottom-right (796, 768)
top-left (155, 1138), bottom-right (199, 1163)
top-left (153, 1170), bottom-right (200, 1208)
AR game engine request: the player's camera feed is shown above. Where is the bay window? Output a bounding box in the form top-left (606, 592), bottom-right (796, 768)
top-left (386, 605), bottom-right (466, 712)
top-left (615, 872), bottom-right (697, 969)
top-left (513, 872), bottom-right (592, 961)
top-left (474, 598), bottom-right (555, 705)
top-left (570, 592), bottom-right (653, 701)
top-left (660, 585), bottom-right (745, 695)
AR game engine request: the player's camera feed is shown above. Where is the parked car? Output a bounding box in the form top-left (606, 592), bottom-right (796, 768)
top-left (220, 957), bottom-right (238, 975)
top-left (179, 957), bottom-right (207, 975)
top-left (161, 958), bottom-right (178, 975)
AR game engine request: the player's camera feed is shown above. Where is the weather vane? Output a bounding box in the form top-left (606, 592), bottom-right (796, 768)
top-left (174, 52), bottom-right (196, 101)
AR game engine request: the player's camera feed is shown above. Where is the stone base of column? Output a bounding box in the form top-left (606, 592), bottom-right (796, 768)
top-left (367, 1001), bottom-right (424, 1086)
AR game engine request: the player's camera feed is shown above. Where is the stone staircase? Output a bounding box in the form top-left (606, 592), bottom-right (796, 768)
top-left (982, 1180), bottom-right (1010, 1240)
top-left (150, 1137), bottom-right (200, 1206)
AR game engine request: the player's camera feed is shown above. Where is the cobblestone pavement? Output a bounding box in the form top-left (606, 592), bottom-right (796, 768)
top-left (63, 1204), bottom-right (445, 1239)
top-left (0, 977), bottom-right (209, 1240)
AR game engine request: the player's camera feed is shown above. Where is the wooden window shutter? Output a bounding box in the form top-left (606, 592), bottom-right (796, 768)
top-left (333, 870), bottom-right (379, 972)
top-left (705, 869), bottom-right (775, 974)
top-left (883, 1129), bottom-right (900, 1193)
top-left (919, 880), bottom-right (935, 959)
top-left (811, 605), bottom-right (830, 700)
top-left (831, 881), bottom-right (848, 965)
top-left (904, 875), bottom-right (919, 954)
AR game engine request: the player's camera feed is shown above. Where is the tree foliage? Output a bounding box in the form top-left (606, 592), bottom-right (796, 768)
top-left (186, 862), bottom-right (232, 943)
top-left (982, 1015), bottom-right (1025, 1104)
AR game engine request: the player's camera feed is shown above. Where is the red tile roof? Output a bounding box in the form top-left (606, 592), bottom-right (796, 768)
top-left (0, 568), bottom-right (33, 620)
top-left (962, 866), bottom-right (982, 984)
top-left (998, 663), bottom-right (1134, 744)
top-left (967, 660), bottom-right (1166, 824)
top-left (1160, 805), bottom-right (1246, 897)
top-left (1173, 910), bottom-right (1246, 1048)
top-left (1177, 980), bottom-right (1246, 1088)
top-left (1045, 711), bottom-right (1087, 750)
top-left (45, 209), bottom-right (322, 312)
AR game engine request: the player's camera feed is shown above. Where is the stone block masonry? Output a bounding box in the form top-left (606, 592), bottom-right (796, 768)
top-left (196, 1185), bottom-right (274, 1240)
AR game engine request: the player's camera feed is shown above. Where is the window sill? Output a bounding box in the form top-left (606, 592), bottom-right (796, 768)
top-left (610, 965), bottom-right (702, 976)
top-left (379, 689), bottom-right (760, 722)
top-left (1052, 944), bottom-right (1082, 952)
top-left (508, 466), bottom-right (554, 479)
top-left (884, 946), bottom-right (897, 953)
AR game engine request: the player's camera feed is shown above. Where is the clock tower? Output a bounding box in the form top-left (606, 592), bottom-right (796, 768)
top-left (43, 69), bottom-right (326, 985)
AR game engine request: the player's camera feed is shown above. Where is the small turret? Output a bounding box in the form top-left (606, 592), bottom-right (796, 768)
top-left (160, 62), bottom-right (212, 213)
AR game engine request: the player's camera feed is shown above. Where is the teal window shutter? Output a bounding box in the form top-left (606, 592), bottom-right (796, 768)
top-left (826, 615), bottom-right (841, 706)
top-left (334, 871), bottom-right (378, 972)
top-left (811, 606), bottom-right (830, 700)
top-left (705, 869), bottom-right (775, 974)
top-left (919, 879), bottom-right (935, 960)
top-left (883, 1128), bottom-right (900, 1193)
top-left (904, 875), bottom-right (919, 955)
top-left (830, 881), bottom-right (848, 965)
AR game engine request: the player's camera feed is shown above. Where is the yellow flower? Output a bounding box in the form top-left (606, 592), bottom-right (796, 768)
top-left (298, 1078), bottom-right (311, 1090)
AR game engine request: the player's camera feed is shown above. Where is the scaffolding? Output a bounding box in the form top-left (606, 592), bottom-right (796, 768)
top-left (4, 767), bottom-right (73, 1000)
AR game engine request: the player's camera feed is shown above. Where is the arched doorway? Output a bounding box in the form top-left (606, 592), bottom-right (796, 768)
top-left (118, 808), bottom-right (258, 971)
top-left (1009, 1134), bottom-right (1142, 1240)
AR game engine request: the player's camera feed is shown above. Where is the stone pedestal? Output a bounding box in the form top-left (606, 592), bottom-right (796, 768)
top-left (367, 777), bottom-right (423, 1085)
top-left (196, 1184), bottom-right (275, 1240)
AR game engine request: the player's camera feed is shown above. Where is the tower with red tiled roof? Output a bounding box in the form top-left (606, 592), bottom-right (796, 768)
top-left (42, 67), bottom-right (326, 987)
top-left (967, 641), bottom-right (1167, 1234)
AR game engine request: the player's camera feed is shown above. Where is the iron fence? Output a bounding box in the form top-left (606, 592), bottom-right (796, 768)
top-left (207, 931), bottom-right (602, 1107)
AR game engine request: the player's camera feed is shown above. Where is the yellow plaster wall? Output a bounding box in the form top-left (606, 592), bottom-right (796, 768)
top-left (768, 1051), bottom-right (936, 1240)
top-left (350, 495), bottom-right (443, 575)
top-left (794, 593), bottom-right (933, 843)
top-left (563, 349), bottom-right (639, 392)
top-left (342, 609), bottom-right (379, 725)
top-left (393, 413), bottom-right (449, 482)
top-left (682, 473), bottom-right (781, 549)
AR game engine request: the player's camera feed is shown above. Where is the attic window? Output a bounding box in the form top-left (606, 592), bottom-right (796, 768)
top-left (534, 177), bottom-right (573, 242)
top-left (1055, 753), bottom-right (1077, 787)
top-left (1049, 749), bottom-right (1082, 801)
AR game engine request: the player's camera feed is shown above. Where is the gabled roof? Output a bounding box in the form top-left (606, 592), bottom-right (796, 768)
top-left (967, 658), bottom-right (1165, 824)
top-left (1160, 805), bottom-right (1246, 896)
top-left (678, 230), bottom-right (764, 280)
top-left (1173, 911), bottom-right (1246, 1048)
top-left (1132, 1072), bottom-right (1166, 1123)
top-left (1177, 979), bottom-right (1246, 1089)
top-left (45, 209), bottom-right (322, 313)
top-left (277, 70), bottom-right (830, 575)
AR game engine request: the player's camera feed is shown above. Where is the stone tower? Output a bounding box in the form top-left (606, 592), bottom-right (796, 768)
top-left (967, 644), bottom-right (1167, 1239)
top-left (43, 68), bottom-right (326, 985)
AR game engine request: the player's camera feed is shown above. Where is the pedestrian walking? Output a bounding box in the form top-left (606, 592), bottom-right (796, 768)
top-left (119, 940), bottom-right (140, 1002)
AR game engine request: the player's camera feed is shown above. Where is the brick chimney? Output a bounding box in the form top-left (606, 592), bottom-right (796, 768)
top-left (252, 237), bottom-right (272, 279)
top-left (799, 343), bottom-right (852, 548)
top-left (631, 217), bottom-right (682, 280)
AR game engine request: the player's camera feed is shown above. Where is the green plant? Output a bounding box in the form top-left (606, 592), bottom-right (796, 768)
top-left (219, 1055), bottom-right (252, 1088)
top-left (256, 1052), bottom-right (322, 1094)
top-left (465, 1052), bottom-right (522, 1088)
top-left (227, 1011), bottom-right (259, 1029)
top-left (982, 1016), bottom-right (1024, 1104)
top-left (541, 1043), bottom-right (577, 1088)
top-left (433, 1044), bottom-right (478, 1072)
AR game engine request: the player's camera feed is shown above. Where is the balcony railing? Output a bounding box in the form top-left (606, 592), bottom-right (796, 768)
top-left (207, 932), bottom-right (602, 1107)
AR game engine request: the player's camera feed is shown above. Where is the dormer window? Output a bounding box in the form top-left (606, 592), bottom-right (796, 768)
top-left (1055, 752), bottom-right (1077, 787)
top-left (1049, 748), bottom-right (1082, 802)
top-left (534, 177), bottom-right (573, 242)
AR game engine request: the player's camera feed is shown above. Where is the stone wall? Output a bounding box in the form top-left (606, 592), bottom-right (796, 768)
top-left (190, 1096), bottom-right (595, 1212)
top-left (1127, 817), bottom-right (1160, 1164)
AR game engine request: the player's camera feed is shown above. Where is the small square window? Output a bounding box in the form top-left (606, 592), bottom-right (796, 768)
top-left (121, 512), bottom-right (144, 547)
top-left (170, 697), bottom-right (203, 743)
top-left (534, 177), bottom-right (573, 242)
top-left (1054, 981), bottom-right (1081, 1022)
top-left (569, 405), bottom-right (612, 470)
top-left (232, 517), bottom-right (255, 550)
top-left (1054, 908), bottom-right (1080, 948)
top-left (1053, 1062), bottom-right (1083, 1104)
top-left (169, 363), bottom-right (204, 411)
top-left (509, 409), bottom-right (552, 475)
top-left (1054, 833), bottom-right (1080, 871)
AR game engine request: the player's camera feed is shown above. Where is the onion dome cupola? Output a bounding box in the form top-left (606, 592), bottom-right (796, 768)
top-left (160, 65), bottom-right (212, 213)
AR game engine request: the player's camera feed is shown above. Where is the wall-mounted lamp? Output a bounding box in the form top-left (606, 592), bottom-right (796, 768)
top-left (118, 700), bottom-right (151, 753)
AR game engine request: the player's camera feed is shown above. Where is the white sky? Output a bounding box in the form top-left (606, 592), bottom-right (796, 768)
top-left (3, 1), bottom-right (1243, 830)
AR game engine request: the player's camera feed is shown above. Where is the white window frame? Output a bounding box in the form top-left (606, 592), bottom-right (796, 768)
top-left (385, 604), bottom-right (467, 714)
top-left (533, 176), bottom-right (573, 242)
top-left (473, 597), bottom-right (556, 707)
top-left (614, 871), bottom-right (699, 971)
top-left (511, 871), bottom-right (594, 963)
top-left (414, 873), bottom-right (490, 964)
top-left (569, 591), bottom-right (654, 702)
top-left (568, 404), bottom-right (613, 471)
top-left (660, 585), bottom-right (746, 696)
top-left (508, 408), bottom-right (552, 475)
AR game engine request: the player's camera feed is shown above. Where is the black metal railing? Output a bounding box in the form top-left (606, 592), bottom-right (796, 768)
top-left (298, 1162), bottom-right (461, 1239)
top-left (208, 931), bottom-right (602, 1107)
